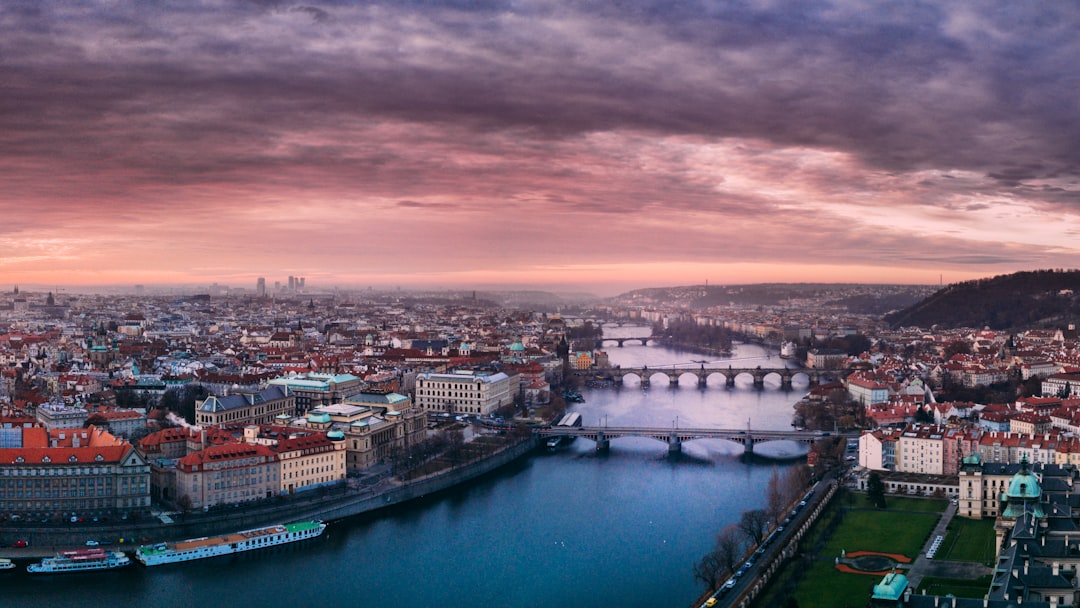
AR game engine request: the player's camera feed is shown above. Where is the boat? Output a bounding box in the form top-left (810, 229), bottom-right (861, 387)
top-left (26, 548), bottom-right (131, 574)
top-left (134, 520), bottom-right (326, 566)
top-left (561, 390), bottom-right (585, 403)
top-left (0, 558), bottom-right (14, 570)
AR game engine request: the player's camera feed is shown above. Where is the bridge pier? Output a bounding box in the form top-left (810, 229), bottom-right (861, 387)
top-left (640, 378), bottom-right (650, 389)
top-left (697, 375), bottom-right (707, 389)
top-left (726, 375), bottom-right (736, 388)
top-left (781, 376), bottom-right (792, 389)
top-left (753, 376), bottom-right (765, 389)
top-left (744, 435), bottom-right (754, 454)
top-left (595, 432), bottom-right (610, 453)
top-left (668, 433), bottom-right (682, 454)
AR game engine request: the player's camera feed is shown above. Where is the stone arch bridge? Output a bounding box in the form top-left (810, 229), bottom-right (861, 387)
top-left (536, 426), bottom-right (842, 455)
top-left (573, 366), bottom-right (851, 389)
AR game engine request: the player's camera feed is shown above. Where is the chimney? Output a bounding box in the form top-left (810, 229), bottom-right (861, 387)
top-left (1053, 561), bottom-right (1060, 576)
top-left (1024, 558), bottom-right (1029, 575)
top-left (934, 597), bottom-right (939, 607)
top-left (200, 428), bottom-right (206, 450)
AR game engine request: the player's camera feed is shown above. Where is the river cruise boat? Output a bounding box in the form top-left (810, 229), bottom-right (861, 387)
top-left (26, 548), bottom-right (131, 574)
top-left (0, 558), bottom-right (14, 570)
top-left (134, 520), bottom-right (326, 566)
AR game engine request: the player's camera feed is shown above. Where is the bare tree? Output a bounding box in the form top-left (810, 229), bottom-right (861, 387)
top-left (782, 464), bottom-right (813, 505)
top-left (714, 524), bottom-right (745, 577)
top-left (765, 466), bottom-right (786, 523)
top-left (738, 509), bottom-right (771, 547)
top-left (693, 550), bottom-right (723, 590)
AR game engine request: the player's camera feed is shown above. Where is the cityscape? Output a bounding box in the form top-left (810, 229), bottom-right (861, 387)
top-left (2, 279), bottom-right (1080, 607)
top-left (5, 2), bottom-right (1080, 608)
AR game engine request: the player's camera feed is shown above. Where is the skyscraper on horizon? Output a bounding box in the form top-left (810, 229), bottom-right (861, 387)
top-left (256, 277), bottom-right (266, 297)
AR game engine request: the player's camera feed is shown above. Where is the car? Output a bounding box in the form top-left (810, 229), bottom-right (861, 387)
top-left (705, 598), bottom-right (718, 607)
top-left (777, 525), bottom-right (785, 532)
top-left (723, 578), bottom-right (737, 589)
top-left (799, 500), bottom-right (807, 507)
top-left (13, 540), bottom-right (28, 548)
top-left (85, 540), bottom-right (99, 546)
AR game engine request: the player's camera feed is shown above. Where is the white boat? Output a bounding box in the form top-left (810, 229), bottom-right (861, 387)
top-left (27, 549), bottom-right (130, 574)
top-left (0, 558), bottom-right (14, 570)
top-left (134, 520), bottom-right (326, 566)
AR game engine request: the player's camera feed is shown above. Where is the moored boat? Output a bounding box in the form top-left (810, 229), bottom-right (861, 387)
top-left (0, 558), bottom-right (14, 570)
top-left (134, 520), bottom-right (326, 566)
top-left (26, 548), bottom-right (130, 574)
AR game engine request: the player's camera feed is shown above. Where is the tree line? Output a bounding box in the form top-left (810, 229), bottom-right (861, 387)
top-left (693, 465), bottom-right (813, 590)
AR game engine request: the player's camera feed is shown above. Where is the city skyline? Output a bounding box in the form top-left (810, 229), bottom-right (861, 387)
top-left (3, 2), bottom-right (1080, 296)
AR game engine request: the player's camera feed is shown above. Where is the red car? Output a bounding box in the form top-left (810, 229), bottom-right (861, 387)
top-left (13, 540), bottom-right (28, 548)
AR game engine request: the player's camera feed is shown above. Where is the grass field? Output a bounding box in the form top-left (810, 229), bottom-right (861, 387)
top-left (792, 559), bottom-right (878, 608)
top-left (938, 517), bottom-right (996, 565)
top-left (756, 495), bottom-right (948, 608)
top-left (821, 508), bottom-right (940, 558)
top-left (856, 494), bottom-right (949, 513)
top-left (918, 575), bottom-right (994, 598)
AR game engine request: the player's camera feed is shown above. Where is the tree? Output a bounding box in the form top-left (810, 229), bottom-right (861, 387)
top-left (693, 550), bottom-right (724, 590)
top-left (713, 525), bottom-right (745, 578)
top-left (765, 467), bottom-right (786, 524)
top-left (943, 340), bottom-right (972, 359)
top-left (738, 509), bottom-right (771, 547)
top-left (867, 472), bottom-right (886, 508)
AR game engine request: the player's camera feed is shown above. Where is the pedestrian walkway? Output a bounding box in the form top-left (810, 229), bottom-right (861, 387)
top-left (904, 502), bottom-right (993, 590)
top-left (905, 502), bottom-right (956, 588)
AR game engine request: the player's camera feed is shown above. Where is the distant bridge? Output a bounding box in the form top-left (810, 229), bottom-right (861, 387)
top-left (537, 426), bottom-right (839, 455)
top-left (594, 336), bottom-right (655, 348)
top-left (573, 366), bottom-right (852, 389)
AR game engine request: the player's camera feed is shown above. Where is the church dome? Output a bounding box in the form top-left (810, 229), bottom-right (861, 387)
top-left (1005, 458), bottom-right (1041, 500)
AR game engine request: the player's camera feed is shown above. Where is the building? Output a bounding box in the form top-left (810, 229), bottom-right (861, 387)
top-left (895, 424), bottom-right (946, 475)
top-left (195, 385), bottom-right (296, 427)
top-left (0, 426), bottom-right (150, 520)
top-left (858, 428), bottom-right (899, 471)
top-left (34, 402), bottom-right (88, 430)
top-left (242, 425), bottom-right (346, 495)
top-left (174, 442), bottom-right (279, 510)
top-left (846, 374), bottom-right (891, 405)
top-left (1042, 373), bottom-right (1080, 398)
top-left (414, 370), bottom-right (515, 416)
top-left (306, 402), bottom-right (425, 473)
top-left (807, 348), bottom-right (847, 370)
top-left (267, 373), bottom-right (364, 413)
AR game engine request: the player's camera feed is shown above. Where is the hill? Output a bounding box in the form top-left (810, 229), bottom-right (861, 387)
top-left (884, 270), bottom-right (1080, 330)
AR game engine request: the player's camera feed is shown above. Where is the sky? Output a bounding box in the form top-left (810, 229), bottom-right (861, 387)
top-left (2, 1), bottom-right (1080, 296)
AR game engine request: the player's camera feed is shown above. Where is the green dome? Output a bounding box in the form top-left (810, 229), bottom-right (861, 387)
top-left (1006, 458), bottom-right (1041, 500)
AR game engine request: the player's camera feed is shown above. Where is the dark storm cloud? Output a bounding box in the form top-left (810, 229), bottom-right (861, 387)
top-left (3, 0), bottom-right (1080, 285)
top-left (4, 1), bottom-right (1079, 190)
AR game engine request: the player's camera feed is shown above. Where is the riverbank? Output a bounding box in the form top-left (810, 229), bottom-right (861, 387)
top-left (0, 434), bottom-right (538, 559)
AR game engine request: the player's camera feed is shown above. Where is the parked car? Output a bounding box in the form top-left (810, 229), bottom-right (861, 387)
top-left (13, 540), bottom-right (28, 548)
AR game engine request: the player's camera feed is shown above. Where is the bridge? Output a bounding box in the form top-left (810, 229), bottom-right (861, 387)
top-left (536, 425), bottom-right (839, 455)
top-left (593, 336), bottom-right (655, 348)
top-left (573, 366), bottom-right (851, 389)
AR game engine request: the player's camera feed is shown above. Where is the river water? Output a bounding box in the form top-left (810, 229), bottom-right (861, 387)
top-left (4, 328), bottom-right (808, 608)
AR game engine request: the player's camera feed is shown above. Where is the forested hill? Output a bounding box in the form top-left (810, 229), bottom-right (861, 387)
top-left (884, 270), bottom-right (1080, 330)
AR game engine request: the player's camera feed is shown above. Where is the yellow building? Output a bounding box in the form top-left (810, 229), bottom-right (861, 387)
top-left (242, 426), bottom-right (346, 495)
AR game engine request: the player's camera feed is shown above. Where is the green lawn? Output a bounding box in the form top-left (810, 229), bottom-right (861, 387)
top-left (821, 508), bottom-right (940, 558)
top-left (857, 494), bottom-right (948, 513)
top-left (918, 575), bottom-right (994, 598)
top-left (938, 517), bottom-right (996, 565)
top-left (792, 559), bottom-right (879, 608)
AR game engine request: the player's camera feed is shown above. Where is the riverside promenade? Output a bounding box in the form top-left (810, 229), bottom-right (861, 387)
top-left (0, 434), bottom-right (538, 559)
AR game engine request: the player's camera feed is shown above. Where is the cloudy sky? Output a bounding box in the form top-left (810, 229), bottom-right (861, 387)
top-left (3, 1), bottom-right (1080, 295)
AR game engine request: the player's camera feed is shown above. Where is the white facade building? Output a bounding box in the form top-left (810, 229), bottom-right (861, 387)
top-left (414, 371), bottom-right (515, 416)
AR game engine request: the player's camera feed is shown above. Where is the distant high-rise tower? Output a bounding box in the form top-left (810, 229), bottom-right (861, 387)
top-left (256, 277), bottom-right (266, 297)
top-left (288, 276), bottom-right (295, 291)
top-left (299, 277), bottom-right (305, 290)
top-left (134, 284), bottom-right (145, 296)
top-left (275, 281), bottom-right (281, 292)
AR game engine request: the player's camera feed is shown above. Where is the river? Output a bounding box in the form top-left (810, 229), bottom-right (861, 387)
top-left (3, 328), bottom-right (808, 608)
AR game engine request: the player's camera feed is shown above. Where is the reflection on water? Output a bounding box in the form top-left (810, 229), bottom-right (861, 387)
top-left (3, 328), bottom-right (808, 608)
